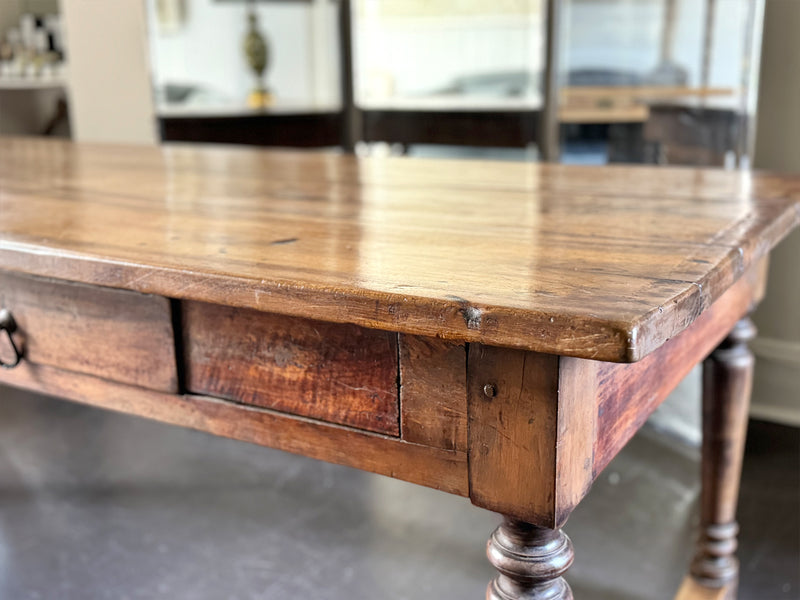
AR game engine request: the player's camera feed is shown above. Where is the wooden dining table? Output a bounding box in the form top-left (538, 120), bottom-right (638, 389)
top-left (0, 137), bottom-right (797, 599)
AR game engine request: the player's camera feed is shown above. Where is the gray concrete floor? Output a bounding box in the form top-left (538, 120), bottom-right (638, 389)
top-left (0, 385), bottom-right (796, 600)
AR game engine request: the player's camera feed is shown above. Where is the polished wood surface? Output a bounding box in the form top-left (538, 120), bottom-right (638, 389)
top-left (463, 263), bottom-right (765, 532)
top-left (182, 301), bottom-right (400, 435)
top-left (349, 256), bottom-right (766, 484)
top-left (0, 271), bottom-right (177, 391)
top-left (0, 137), bottom-right (797, 599)
top-left (399, 334), bottom-right (467, 452)
top-left (467, 348), bottom-right (562, 525)
top-left (591, 257), bottom-right (767, 476)
top-left (1, 138), bottom-right (797, 362)
top-left (466, 345), bottom-right (595, 529)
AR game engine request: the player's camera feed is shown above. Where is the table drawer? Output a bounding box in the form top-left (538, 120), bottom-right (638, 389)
top-left (182, 301), bottom-right (400, 436)
top-left (0, 271), bottom-right (178, 392)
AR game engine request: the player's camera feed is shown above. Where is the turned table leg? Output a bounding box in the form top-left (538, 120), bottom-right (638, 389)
top-left (690, 317), bottom-right (756, 590)
top-left (486, 517), bottom-right (574, 600)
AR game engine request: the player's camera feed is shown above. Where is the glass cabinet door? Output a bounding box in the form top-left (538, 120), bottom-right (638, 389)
top-left (352, 0), bottom-right (548, 161)
top-left (145, 0), bottom-right (343, 147)
top-left (557, 0), bottom-right (764, 168)
top-left (144, 0), bottom-right (765, 168)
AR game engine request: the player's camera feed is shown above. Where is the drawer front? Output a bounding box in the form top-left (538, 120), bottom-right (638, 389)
top-left (0, 271), bottom-right (177, 392)
top-left (182, 301), bottom-right (399, 436)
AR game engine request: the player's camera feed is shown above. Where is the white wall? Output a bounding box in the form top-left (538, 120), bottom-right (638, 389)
top-left (354, 1), bottom-right (543, 102)
top-left (61, 0), bottom-right (157, 144)
top-left (750, 0), bottom-right (800, 426)
top-left (567, 0), bottom-right (751, 87)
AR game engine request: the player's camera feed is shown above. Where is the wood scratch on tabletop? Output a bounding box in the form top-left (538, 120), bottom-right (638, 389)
top-left (269, 238), bottom-right (298, 246)
top-left (332, 380), bottom-right (380, 394)
top-left (124, 271), bottom-right (155, 289)
top-left (173, 277), bottom-right (214, 296)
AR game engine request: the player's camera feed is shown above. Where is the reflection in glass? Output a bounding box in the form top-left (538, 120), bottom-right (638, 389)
top-left (559, 0), bottom-right (764, 168)
top-left (354, 0), bottom-right (545, 109)
top-left (352, 0), bottom-right (546, 161)
top-left (143, 0), bottom-right (765, 169)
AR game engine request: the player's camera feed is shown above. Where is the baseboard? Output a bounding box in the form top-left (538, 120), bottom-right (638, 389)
top-left (751, 336), bottom-right (800, 368)
top-left (750, 336), bottom-right (800, 427)
top-left (749, 404), bottom-right (800, 428)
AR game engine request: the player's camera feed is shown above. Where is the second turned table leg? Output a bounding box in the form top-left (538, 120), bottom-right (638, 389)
top-left (690, 317), bottom-right (757, 594)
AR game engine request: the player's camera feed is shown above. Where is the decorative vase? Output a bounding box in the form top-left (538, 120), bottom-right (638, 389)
top-left (243, 8), bottom-right (272, 108)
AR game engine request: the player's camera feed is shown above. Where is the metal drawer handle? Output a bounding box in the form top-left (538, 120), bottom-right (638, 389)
top-left (0, 309), bottom-right (22, 369)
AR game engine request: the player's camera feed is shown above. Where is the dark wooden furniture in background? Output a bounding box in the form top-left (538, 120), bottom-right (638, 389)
top-left (360, 108), bottom-right (541, 148)
top-left (644, 100), bottom-right (742, 167)
top-left (0, 138), bottom-right (797, 599)
top-left (158, 109), bottom-right (341, 148)
top-left (158, 107), bottom-right (542, 150)
top-left (157, 93), bottom-right (735, 154)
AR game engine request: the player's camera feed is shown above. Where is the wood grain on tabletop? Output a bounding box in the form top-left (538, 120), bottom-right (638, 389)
top-left (384, 257), bottom-right (767, 497)
top-left (590, 257), bottom-right (766, 476)
top-left (0, 137), bottom-right (798, 362)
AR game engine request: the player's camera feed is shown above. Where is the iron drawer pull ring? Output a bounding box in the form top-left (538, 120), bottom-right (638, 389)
top-left (0, 309), bottom-right (22, 369)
